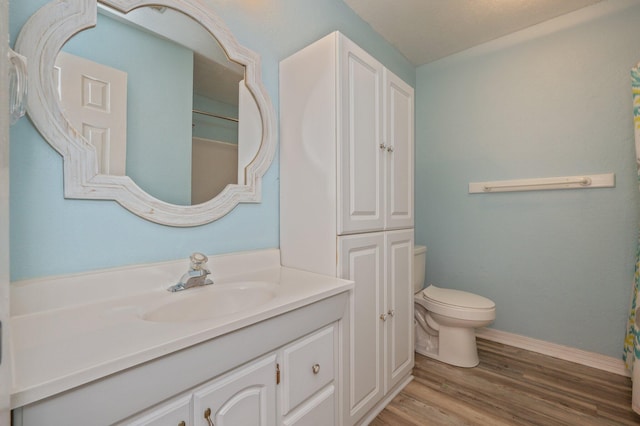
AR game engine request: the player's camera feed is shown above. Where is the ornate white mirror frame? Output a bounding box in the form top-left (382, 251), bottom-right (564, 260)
top-left (15, 0), bottom-right (276, 227)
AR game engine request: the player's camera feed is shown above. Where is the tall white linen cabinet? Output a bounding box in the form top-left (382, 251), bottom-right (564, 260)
top-left (280, 31), bottom-right (415, 425)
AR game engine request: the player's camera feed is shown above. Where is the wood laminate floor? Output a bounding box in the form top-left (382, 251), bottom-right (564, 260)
top-left (372, 339), bottom-right (640, 425)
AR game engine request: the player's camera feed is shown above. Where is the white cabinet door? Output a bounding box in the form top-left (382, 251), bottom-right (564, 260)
top-left (384, 230), bottom-right (414, 393)
top-left (337, 38), bottom-right (414, 235)
top-left (122, 396), bottom-right (191, 426)
top-left (339, 230), bottom-right (414, 424)
top-left (193, 354), bottom-right (277, 426)
top-left (338, 233), bottom-right (385, 422)
top-left (338, 37), bottom-right (384, 235)
top-left (383, 70), bottom-right (414, 231)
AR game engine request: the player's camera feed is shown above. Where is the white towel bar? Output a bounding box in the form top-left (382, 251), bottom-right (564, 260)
top-left (469, 173), bottom-right (615, 194)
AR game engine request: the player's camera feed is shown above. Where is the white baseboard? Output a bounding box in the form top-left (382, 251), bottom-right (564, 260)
top-left (476, 328), bottom-right (630, 378)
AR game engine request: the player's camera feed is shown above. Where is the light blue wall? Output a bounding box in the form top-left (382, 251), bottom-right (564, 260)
top-left (63, 13), bottom-right (194, 205)
top-left (9, 0), bottom-right (414, 281)
top-left (415, 3), bottom-right (640, 358)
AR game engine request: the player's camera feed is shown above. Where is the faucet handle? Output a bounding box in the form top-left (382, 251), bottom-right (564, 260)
top-left (190, 252), bottom-right (209, 271)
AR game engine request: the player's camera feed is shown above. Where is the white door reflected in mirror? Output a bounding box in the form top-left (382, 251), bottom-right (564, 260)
top-left (55, 51), bottom-right (128, 176)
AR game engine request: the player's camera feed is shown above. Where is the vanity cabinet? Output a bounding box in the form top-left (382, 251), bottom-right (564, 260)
top-left (118, 323), bottom-right (338, 426)
top-left (280, 31), bottom-right (414, 425)
top-left (12, 288), bottom-right (349, 426)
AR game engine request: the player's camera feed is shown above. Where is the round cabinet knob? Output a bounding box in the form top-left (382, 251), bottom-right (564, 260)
top-left (379, 143), bottom-right (387, 150)
top-left (312, 363), bottom-right (320, 374)
top-left (388, 309), bottom-right (395, 317)
top-left (380, 313), bottom-right (388, 321)
top-left (387, 146), bottom-right (394, 152)
top-left (178, 422), bottom-right (186, 426)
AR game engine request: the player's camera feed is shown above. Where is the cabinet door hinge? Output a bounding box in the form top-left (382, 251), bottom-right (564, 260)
top-left (276, 363), bottom-right (280, 385)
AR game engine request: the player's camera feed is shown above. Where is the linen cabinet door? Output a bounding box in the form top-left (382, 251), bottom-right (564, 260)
top-left (384, 229), bottom-right (414, 393)
top-left (383, 69), bottom-right (414, 231)
top-left (338, 233), bottom-right (385, 423)
top-left (338, 35), bottom-right (385, 235)
top-left (192, 354), bottom-right (277, 426)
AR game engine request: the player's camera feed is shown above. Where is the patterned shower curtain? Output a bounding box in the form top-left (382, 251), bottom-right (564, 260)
top-left (623, 63), bottom-right (640, 414)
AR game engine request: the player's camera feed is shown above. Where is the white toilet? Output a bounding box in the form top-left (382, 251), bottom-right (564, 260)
top-left (413, 245), bottom-right (496, 367)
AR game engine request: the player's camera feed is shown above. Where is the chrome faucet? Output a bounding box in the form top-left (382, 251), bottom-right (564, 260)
top-left (167, 252), bottom-right (214, 292)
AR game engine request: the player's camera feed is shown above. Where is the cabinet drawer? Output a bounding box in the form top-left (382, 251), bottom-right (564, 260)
top-left (282, 324), bottom-right (335, 414)
top-left (283, 385), bottom-right (335, 426)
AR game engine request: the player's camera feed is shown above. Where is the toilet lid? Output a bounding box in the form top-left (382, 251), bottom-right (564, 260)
top-left (422, 285), bottom-right (495, 310)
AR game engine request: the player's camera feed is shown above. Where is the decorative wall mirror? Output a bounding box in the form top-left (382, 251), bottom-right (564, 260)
top-left (15, 0), bottom-right (276, 226)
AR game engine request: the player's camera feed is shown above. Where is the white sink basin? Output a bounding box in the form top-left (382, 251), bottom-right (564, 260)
top-left (142, 281), bottom-right (278, 322)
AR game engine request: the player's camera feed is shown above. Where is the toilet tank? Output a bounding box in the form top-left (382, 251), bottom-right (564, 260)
top-left (414, 245), bottom-right (427, 293)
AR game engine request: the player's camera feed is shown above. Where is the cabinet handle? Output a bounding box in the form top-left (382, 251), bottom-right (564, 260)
top-left (388, 309), bottom-right (395, 317)
top-left (204, 408), bottom-right (214, 426)
top-left (312, 363), bottom-right (320, 374)
top-left (380, 313), bottom-right (388, 321)
top-left (379, 143), bottom-right (387, 150)
top-left (387, 146), bottom-right (394, 153)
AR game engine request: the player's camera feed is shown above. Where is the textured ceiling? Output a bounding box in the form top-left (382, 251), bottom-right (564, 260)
top-left (343, 0), bottom-right (603, 66)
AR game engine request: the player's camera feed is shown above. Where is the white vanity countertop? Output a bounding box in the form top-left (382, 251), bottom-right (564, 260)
top-left (10, 249), bottom-right (353, 408)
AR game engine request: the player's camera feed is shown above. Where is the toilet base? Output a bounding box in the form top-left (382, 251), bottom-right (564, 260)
top-left (415, 323), bottom-right (480, 368)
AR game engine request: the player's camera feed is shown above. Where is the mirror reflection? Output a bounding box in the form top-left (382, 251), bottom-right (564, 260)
top-left (55, 5), bottom-right (249, 206)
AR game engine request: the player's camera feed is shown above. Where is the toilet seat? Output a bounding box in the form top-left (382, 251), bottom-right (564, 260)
top-left (417, 285), bottom-right (495, 321)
